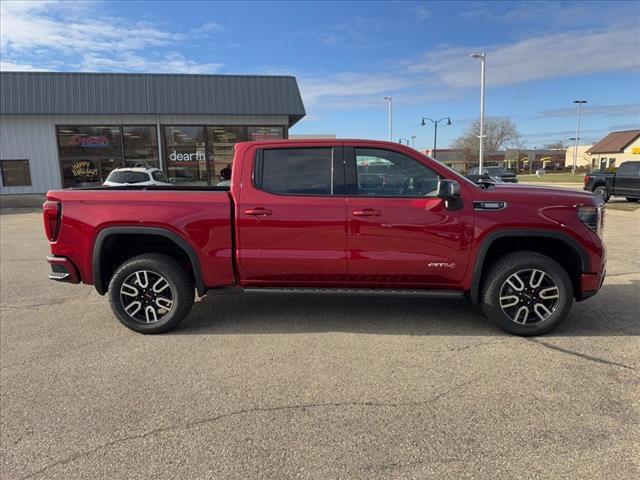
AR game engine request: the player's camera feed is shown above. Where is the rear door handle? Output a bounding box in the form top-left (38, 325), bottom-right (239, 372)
top-left (352, 209), bottom-right (381, 217)
top-left (244, 208), bottom-right (273, 216)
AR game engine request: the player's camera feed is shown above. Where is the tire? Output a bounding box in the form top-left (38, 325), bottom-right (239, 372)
top-left (592, 185), bottom-right (609, 202)
top-left (482, 251), bottom-right (573, 336)
top-left (108, 254), bottom-right (195, 334)
top-left (625, 197), bottom-right (639, 202)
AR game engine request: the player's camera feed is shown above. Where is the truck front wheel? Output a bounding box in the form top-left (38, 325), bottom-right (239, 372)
top-left (108, 254), bottom-right (195, 333)
top-left (482, 251), bottom-right (573, 336)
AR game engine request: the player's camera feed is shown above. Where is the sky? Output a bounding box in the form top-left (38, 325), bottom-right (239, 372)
top-left (1, 0), bottom-right (639, 150)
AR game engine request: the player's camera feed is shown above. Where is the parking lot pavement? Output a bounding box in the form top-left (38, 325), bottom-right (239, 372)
top-left (1, 209), bottom-right (639, 480)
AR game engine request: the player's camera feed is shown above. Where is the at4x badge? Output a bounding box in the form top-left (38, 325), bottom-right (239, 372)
top-left (428, 262), bottom-right (456, 269)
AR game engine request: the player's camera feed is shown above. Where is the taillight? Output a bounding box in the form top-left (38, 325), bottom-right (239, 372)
top-left (43, 200), bottom-right (61, 242)
top-left (583, 175), bottom-right (589, 186)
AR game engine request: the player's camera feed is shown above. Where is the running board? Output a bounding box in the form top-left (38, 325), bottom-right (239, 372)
top-left (241, 287), bottom-right (464, 298)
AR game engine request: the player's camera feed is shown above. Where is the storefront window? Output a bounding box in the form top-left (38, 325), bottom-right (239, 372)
top-left (164, 126), bottom-right (207, 185)
top-left (123, 126), bottom-right (159, 168)
top-left (207, 126), bottom-right (246, 185)
top-left (57, 126), bottom-right (122, 187)
top-left (247, 126), bottom-right (285, 141)
top-left (0, 159), bottom-right (32, 187)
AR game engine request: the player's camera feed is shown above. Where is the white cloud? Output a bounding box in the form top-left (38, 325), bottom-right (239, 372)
top-left (413, 5), bottom-right (431, 20)
top-left (198, 21), bottom-right (224, 33)
top-left (298, 72), bottom-right (421, 108)
top-left (409, 26), bottom-right (640, 88)
top-left (0, 0), bottom-right (223, 73)
top-left (534, 104), bottom-right (640, 119)
top-left (0, 60), bottom-right (50, 71)
top-left (80, 52), bottom-right (223, 74)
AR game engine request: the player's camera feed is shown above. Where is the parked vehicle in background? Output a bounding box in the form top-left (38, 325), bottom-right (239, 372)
top-left (103, 168), bottom-right (172, 187)
top-left (467, 166), bottom-right (518, 183)
top-left (44, 139), bottom-right (605, 337)
top-left (583, 161), bottom-right (640, 202)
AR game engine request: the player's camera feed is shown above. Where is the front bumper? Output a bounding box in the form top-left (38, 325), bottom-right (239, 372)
top-left (577, 269), bottom-right (606, 301)
top-left (47, 256), bottom-right (80, 284)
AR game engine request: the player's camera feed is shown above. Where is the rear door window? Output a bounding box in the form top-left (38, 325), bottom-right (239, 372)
top-left (254, 147), bottom-right (344, 195)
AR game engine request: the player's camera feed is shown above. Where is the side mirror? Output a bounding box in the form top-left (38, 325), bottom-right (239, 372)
top-left (437, 179), bottom-right (460, 199)
top-left (437, 179), bottom-right (462, 211)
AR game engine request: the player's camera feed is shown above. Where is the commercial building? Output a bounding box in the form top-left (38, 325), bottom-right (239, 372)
top-left (0, 72), bottom-right (305, 199)
top-left (565, 129), bottom-right (640, 170)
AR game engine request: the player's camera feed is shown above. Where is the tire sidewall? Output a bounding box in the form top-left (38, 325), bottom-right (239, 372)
top-left (108, 255), bottom-right (193, 333)
top-left (483, 255), bottom-right (573, 336)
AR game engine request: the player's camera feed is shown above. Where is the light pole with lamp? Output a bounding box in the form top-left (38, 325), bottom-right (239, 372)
top-left (383, 96), bottom-right (393, 141)
top-left (411, 135), bottom-right (417, 148)
top-left (420, 117), bottom-right (451, 159)
top-left (572, 100), bottom-right (587, 174)
top-left (470, 53), bottom-right (486, 174)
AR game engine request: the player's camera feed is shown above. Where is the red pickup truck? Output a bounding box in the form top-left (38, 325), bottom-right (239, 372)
top-left (44, 139), bottom-right (606, 336)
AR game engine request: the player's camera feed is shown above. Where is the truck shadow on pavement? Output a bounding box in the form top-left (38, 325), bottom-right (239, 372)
top-left (175, 280), bottom-right (639, 337)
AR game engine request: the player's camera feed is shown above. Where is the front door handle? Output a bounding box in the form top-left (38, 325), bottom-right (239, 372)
top-left (244, 208), bottom-right (273, 216)
top-left (352, 209), bottom-right (381, 217)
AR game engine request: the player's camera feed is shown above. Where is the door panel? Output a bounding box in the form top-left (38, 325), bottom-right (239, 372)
top-left (236, 145), bottom-right (348, 285)
top-left (614, 162), bottom-right (640, 196)
top-left (347, 197), bottom-right (469, 286)
top-left (345, 147), bottom-right (472, 287)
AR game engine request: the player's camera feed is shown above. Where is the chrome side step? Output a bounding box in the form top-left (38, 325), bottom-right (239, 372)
top-left (242, 287), bottom-right (464, 298)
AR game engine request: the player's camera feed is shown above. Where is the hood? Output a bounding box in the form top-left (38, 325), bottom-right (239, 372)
top-left (483, 183), bottom-right (600, 205)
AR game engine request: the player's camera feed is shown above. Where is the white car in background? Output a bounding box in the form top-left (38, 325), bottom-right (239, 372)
top-left (103, 168), bottom-right (172, 186)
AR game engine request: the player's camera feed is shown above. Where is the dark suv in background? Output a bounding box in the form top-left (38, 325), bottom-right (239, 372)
top-left (467, 166), bottom-right (518, 183)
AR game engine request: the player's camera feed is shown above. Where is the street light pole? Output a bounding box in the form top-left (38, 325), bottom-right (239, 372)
top-left (383, 96), bottom-right (392, 141)
top-left (470, 53), bottom-right (486, 174)
top-left (420, 117), bottom-right (451, 159)
top-left (411, 135), bottom-right (417, 148)
top-left (572, 100), bottom-right (587, 174)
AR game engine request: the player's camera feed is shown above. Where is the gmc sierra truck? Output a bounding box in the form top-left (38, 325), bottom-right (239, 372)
top-left (583, 161), bottom-right (640, 202)
top-left (44, 139), bottom-right (606, 336)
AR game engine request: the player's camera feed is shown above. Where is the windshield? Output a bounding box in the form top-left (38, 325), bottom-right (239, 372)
top-left (106, 171), bottom-right (149, 184)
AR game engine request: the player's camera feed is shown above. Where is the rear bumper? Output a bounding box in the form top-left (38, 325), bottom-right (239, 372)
top-left (577, 269), bottom-right (606, 301)
top-left (46, 256), bottom-right (80, 284)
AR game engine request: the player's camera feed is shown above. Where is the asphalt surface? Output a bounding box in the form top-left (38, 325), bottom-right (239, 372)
top-left (1, 202), bottom-right (639, 479)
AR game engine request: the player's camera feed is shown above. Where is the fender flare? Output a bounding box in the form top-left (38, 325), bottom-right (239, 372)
top-left (92, 226), bottom-right (206, 296)
top-left (469, 229), bottom-right (590, 304)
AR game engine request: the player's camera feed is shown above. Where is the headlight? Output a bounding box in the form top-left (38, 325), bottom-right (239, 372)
top-left (577, 205), bottom-right (604, 237)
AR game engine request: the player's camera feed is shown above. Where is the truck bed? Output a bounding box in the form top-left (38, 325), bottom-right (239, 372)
top-left (46, 188), bottom-right (236, 289)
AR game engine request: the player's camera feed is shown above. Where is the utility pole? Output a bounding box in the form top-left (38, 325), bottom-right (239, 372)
top-left (383, 96), bottom-right (392, 141)
top-left (470, 53), bottom-right (486, 173)
top-left (572, 100), bottom-right (587, 174)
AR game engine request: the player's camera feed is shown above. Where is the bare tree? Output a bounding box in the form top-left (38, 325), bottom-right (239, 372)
top-left (544, 141), bottom-right (567, 150)
top-left (452, 117), bottom-right (522, 163)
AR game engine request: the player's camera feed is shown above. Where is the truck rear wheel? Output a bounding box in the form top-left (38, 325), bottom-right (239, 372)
top-left (108, 254), bottom-right (194, 333)
top-left (593, 185), bottom-right (609, 202)
top-left (482, 251), bottom-right (573, 336)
